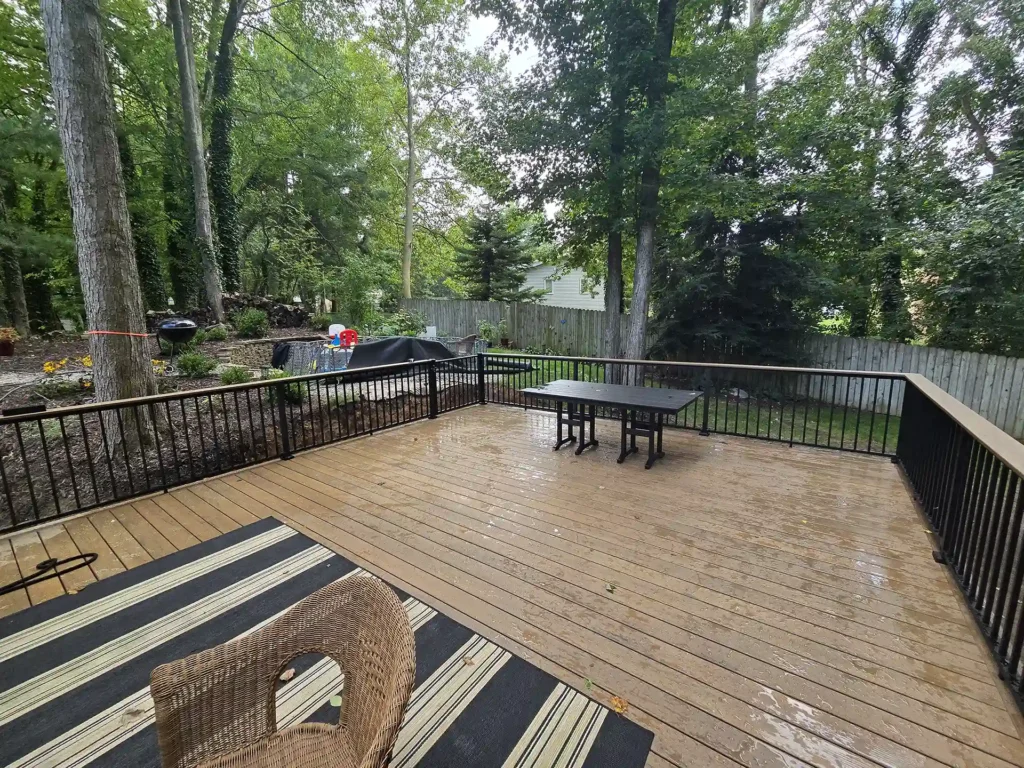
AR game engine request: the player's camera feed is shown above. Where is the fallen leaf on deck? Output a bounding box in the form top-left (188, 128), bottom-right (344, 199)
top-left (606, 583), bottom-right (617, 594)
top-left (584, 678), bottom-right (593, 690)
top-left (462, 656), bottom-right (476, 666)
top-left (610, 696), bottom-right (628, 714)
top-left (329, 695), bottom-right (342, 708)
top-left (279, 668), bottom-right (296, 682)
top-left (67, 589), bottom-right (78, 595)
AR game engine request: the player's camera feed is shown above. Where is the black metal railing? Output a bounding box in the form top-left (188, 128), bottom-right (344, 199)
top-left (898, 374), bottom-right (1024, 703)
top-left (483, 353), bottom-right (903, 455)
top-left (0, 356), bottom-right (480, 532)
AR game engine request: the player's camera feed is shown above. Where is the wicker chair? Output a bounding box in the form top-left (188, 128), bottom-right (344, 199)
top-left (150, 578), bottom-right (416, 768)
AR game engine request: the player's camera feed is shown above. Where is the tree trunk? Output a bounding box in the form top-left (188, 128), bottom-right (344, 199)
top-left (624, 0), bottom-right (678, 369)
top-left (210, 0), bottom-right (247, 292)
top-left (118, 129), bottom-right (167, 311)
top-left (39, 0), bottom-right (158, 411)
top-left (0, 249), bottom-right (29, 339)
top-left (168, 0), bottom-right (225, 321)
top-left (401, 11), bottom-right (416, 300)
top-left (0, 179), bottom-right (30, 337)
top-left (604, 73), bottom-right (627, 382)
top-left (201, 0), bottom-right (224, 105)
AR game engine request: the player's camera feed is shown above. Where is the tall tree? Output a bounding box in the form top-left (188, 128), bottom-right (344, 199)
top-left (367, 0), bottom-right (488, 299)
top-left (623, 0), bottom-right (680, 365)
top-left (118, 129), bottom-right (166, 310)
top-left (456, 205), bottom-right (541, 302)
top-left (864, 0), bottom-right (938, 342)
top-left (0, 179), bottom-right (30, 337)
top-left (168, 0), bottom-right (225, 321)
top-left (39, 0), bottom-right (158, 407)
top-left (208, 0), bottom-right (248, 292)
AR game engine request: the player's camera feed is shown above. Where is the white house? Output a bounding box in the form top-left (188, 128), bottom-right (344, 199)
top-left (522, 265), bottom-right (605, 310)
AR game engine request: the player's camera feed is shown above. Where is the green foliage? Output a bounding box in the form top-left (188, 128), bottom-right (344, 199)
top-left (2, 0), bottom-right (1022, 360)
top-left (232, 308), bottom-right (269, 338)
top-left (478, 318), bottom-right (508, 345)
top-left (456, 206), bottom-right (546, 302)
top-left (366, 309), bottom-right (426, 336)
top-left (263, 368), bottom-right (304, 404)
top-left (309, 313), bottom-right (333, 331)
top-left (219, 365), bottom-right (252, 385)
top-left (176, 351), bottom-right (218, 378)
top-left (204, 325), bottom-right (229, 342)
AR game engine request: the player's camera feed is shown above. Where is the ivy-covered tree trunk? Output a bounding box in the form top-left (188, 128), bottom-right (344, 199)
top-left (209, 0), bottom-right (247, 292)
top-left (168, 0), bottom-right (225, 321)
top-left (624, 0), bottom-right (678, 369)
top-left (118, 129), bottom-right (166, 311)
top-left (401, 8), bottom-right (416, 301)
top-left (0, 179), bottom-right (30, 337)
top-left (40, 0), bottom-right (158, 411)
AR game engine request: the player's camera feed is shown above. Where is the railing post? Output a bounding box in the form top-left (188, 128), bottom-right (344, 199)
top-left (700, 370), bottom-right (712, 436)
top-left (275, 383), bottom-right (293, 459)
top-left (477, 353), bottom-right (486, 404)
top-left (428, 360), bottom-right (439, 419)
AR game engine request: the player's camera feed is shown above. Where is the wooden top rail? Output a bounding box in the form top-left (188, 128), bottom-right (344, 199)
top-left (905, 373), bottom-right (1024, 476)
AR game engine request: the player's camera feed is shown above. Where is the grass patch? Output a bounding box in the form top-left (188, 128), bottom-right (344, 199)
top-left (486, 351), bottom-right (900, 453)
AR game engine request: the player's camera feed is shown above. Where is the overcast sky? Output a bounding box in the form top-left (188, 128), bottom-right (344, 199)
top-left (464, 14), bottom-right (538, 78)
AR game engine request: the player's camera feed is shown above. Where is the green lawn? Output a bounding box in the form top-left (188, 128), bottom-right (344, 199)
top-left (486, 351), bottom-right (899, 453)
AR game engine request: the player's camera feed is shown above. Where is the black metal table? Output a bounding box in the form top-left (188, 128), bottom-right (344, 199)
top-left (520, 380), bottom-right (702, 469)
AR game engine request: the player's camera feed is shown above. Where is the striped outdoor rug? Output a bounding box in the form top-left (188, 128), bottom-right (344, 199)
top-left (0, 518), bottom-right (653, 768)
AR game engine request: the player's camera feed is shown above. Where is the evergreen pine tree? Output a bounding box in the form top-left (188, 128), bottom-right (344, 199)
top-left (456, 206), bottom-right (540, 302)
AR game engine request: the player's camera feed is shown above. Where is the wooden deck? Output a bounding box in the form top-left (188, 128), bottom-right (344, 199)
top-left (2, 404), bottom-right (1023, 768)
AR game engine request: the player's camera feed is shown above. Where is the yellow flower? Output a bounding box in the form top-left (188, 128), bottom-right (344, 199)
top-left (80, 355), bottom-right (92, 368)
top-left (82, 379), bottom-right (92, 388)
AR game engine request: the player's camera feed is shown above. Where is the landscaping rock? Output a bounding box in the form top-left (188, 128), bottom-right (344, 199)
top-left (145, 293), bottom-right (310, 330)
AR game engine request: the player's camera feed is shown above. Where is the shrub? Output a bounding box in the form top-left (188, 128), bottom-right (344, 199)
top-left (233, 308), bottom-right (269, 338)
top-left (176, 351), bottom-right (218, 378)
top-left (264, 368), bottom-right (304, 404)
top-left (205, 324), bottom-right (229, 342)
top-left (220, 365), bottom-right (252, 385)
top-left (309, 313), bottom-right (333, 331)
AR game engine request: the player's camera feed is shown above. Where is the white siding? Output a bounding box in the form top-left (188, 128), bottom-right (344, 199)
top-left (522, 266), bottom-right (605, 310)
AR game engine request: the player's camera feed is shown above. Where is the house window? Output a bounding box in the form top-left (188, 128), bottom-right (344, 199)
top-left (544, 278), bottom-right (554, 294)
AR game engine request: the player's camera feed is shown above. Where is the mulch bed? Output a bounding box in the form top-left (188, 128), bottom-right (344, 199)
top-left (0, 381), bottom-right (476, 531)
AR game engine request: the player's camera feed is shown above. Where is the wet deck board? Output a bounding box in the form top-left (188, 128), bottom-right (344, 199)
top-left (2, 406), bottom-right (1023, 768)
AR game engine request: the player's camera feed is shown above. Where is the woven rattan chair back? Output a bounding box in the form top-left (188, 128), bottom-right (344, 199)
top-left (150, 577), bottom-right (415, 768)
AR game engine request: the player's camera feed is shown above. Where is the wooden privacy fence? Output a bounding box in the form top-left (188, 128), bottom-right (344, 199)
top-left (401, 298), bottom-right (630, 357)
top-left (793, 336), bottom-right (1024, 439)
top-left (402, 299), bottom-right (1024, 438)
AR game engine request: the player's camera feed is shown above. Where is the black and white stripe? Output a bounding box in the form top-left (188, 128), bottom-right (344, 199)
top-left (0, 519), bottom-right (653, 768)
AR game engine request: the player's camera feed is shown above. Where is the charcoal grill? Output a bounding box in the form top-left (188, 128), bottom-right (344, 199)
top-left (156, 318), bottom-right (198, 359)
